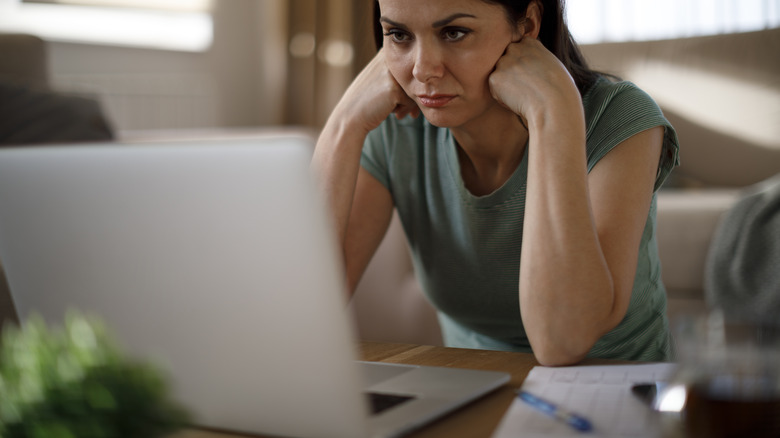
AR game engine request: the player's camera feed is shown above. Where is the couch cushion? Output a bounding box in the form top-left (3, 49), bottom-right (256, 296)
top-left (350, 213), bottom-right (442, 346)
top-left (0, 33), bottom-right (49, 90)
top-left (656, 189), bottom-right (740, 298)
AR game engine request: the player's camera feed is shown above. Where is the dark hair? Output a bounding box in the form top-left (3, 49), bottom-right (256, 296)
top-left (372, 0), bottom-right (600, 95)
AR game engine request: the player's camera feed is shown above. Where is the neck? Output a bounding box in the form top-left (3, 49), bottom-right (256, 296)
top-left (451, 107), bottom-right (529, 196)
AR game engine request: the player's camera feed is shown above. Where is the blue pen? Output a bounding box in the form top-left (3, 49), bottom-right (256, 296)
top-left (517, 390), bottom-right (593, 433)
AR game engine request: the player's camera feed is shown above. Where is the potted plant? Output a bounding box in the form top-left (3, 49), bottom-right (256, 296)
top-left (0, 312), bottom-right (190, 438)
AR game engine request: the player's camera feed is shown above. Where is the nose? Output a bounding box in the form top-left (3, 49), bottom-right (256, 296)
top-left (412, 39), bottom-right (444, 83)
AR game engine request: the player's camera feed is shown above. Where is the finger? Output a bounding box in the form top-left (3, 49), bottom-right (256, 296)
top-left (393, 98), bottom-right (420, 120)
top-left (393, 103), bottom-right (410, 120)
top-left (517, 114), bottom-right (528, 131)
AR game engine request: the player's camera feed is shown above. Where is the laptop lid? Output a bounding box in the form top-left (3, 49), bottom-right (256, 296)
top-left (0, 136), bottom-right (370, 438)
top-left (0, 136), bottom-right (510, 438)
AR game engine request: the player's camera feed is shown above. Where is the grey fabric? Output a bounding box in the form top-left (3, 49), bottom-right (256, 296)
top-left (0, 82), bottom-right (114, 145)
top-left (0, 33), bottom-right (49, 90)
top-left (705, 173), bottom-right (780, 321)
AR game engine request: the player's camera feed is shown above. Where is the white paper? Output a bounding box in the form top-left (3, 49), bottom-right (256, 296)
top-left (491, 363), bottom-right (677, 438)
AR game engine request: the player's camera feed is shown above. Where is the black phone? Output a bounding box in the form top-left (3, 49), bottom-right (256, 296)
top-left (631, 382), bottom-right (664, 406)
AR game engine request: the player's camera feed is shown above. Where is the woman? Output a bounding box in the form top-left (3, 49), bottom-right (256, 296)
top-left (312, 0), bottom-right (679, 366)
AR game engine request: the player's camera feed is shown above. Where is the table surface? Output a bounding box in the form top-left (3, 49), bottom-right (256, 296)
top-left (172, 341), bottom-right (623, 438)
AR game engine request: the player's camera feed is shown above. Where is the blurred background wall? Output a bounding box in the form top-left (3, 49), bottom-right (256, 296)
top-left (1, 0), bottom-right (778, 138)
top-left (0, 0), bottom-right (376, 131)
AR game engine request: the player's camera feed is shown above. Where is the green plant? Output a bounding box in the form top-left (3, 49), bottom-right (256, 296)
top-left (0, 312), bottom-right (190, 438)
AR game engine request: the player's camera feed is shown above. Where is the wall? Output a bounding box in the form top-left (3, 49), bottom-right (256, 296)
top-left (45, 0), bottom-right (288, 132)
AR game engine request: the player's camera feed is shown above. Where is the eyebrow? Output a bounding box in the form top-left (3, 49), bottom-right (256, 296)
top-left (433, 13), bottom-right (476, 28)
top-left (379, 13), bottom-right (477, 29)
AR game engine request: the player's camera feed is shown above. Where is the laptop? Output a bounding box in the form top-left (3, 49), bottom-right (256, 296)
top-left (0, 135), bottom-right (509, 438)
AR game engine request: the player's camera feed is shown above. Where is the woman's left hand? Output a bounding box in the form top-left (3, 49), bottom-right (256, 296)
top-left (488, 37), bottom-right (582, 128)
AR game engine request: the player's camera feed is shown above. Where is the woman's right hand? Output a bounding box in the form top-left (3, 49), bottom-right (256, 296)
top-left (332, 48), bottom-right (419, 135)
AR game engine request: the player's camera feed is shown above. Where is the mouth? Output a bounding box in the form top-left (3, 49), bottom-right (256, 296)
top-left (417, 94), bottom-right (455, 108)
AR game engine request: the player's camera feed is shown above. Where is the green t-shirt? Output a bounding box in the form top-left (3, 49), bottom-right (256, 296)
top-left (360, 78), bottom-right (680, 361)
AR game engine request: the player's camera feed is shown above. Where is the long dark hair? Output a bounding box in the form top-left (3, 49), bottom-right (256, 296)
top-left (372, 0), bottom-right (600, 95)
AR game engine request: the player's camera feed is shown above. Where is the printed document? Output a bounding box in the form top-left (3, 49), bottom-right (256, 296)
top-left (492, 363), bottom-right (677, 438)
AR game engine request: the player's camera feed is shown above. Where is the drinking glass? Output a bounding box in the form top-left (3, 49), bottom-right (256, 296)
top-left (655, 309), bottom-right (780, 438)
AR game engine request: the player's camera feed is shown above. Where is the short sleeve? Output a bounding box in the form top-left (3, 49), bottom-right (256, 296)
top-left (584, 80), bottom-right (680, 192)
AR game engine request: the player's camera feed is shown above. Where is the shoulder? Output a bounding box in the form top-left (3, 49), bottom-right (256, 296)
top-left (583, 76), bottom-right (673, 142)
top-left (583, 77), bottom-right (666, 129)
top-left (582, 77), bottom-right (680, 190)
top-left (583, 77), bottom-right (655, 107)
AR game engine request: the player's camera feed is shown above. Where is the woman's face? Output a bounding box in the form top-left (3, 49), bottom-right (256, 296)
top-left (378, 0), bottom-right (520, 129)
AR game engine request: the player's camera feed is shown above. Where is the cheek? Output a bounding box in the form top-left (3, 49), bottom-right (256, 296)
top-left (385, 53), bottom-right (418, 98)
top-left (453, 54), bottom-right (499, 93)
top-left (476, 46), bottom-right (506, 76)
top-left (384, 51), bottom-right (413, 82)
top-left (450, 44), bottom-right (507, 89)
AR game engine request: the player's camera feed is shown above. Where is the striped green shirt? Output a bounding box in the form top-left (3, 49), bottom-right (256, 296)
top-left (360, 78), bottom-right (680, 361)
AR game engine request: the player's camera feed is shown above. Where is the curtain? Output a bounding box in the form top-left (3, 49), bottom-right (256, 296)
top-left (283, 0), bottom-right (374, 128)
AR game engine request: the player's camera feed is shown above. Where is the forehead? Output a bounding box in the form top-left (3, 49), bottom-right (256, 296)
top-left (377, 0), bottom-right (508, 24)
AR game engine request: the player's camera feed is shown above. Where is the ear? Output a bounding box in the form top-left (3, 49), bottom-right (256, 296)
top-left (519, 0), bottom-right (543, 39)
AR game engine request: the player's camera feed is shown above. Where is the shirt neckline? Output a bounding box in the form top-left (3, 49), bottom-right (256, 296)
top-left (441, 126), bottom-right (529, 209)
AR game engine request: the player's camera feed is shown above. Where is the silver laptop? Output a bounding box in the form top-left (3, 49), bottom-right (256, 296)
top-left (0, 136), bottom-right (509, 438)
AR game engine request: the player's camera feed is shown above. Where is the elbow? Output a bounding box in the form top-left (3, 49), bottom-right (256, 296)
top-left (529, 315), bottom-right (625, 366)
top-left (525, 287), bottom-right (629, 366)
top-left (528, 325), bottom-right (606, 366)
top-left (532, 341), bottom-right (591, 367)
top-left (522, 283), bottom-right (630, 366)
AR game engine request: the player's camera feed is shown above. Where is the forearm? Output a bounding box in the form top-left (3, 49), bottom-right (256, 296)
top-left (311, 110), bottom-right (370, 246)
top-left (311, 49), bottom-right (415, 247)
top-left (520, 104), bottom-right (617, 366)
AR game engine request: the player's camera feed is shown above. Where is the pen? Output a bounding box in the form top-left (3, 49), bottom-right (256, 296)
top-left (517, 390), bottom-right (593, 433)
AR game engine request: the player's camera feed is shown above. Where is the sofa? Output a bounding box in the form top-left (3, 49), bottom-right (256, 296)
top-left (349, 28), bottom-right (780, 346)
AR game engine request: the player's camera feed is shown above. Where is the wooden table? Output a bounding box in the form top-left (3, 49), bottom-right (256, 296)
top-left (173, 341), bottom-right (621, 438)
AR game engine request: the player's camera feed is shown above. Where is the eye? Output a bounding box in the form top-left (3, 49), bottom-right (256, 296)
top-left (383, 29), bottom-right (412, 44)
top-left (441, 27), bottom-right (470, 42)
